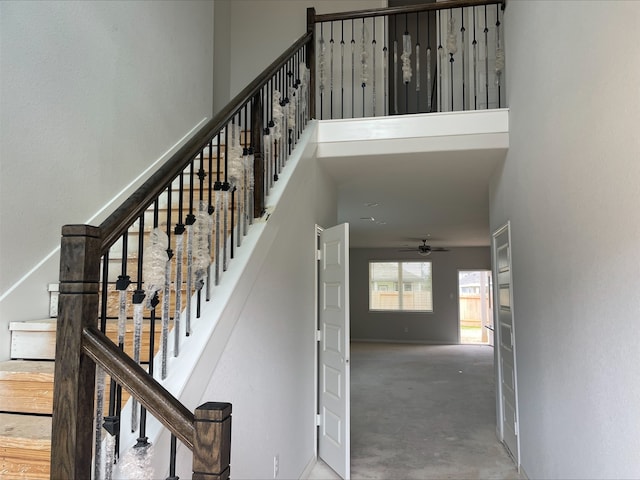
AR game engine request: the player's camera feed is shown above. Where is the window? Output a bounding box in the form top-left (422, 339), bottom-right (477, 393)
top-left (369, 261), bottom-right (433, 311)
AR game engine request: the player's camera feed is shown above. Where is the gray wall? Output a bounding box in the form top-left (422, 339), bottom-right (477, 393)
top-left (225, 0), bottom-right (387, 100)
top-left (491, 1), bottom-right (640, 478)
top-left (0, 1), bottom-right (215, 359)
top-left (351, 247), bottom-right (490, 343)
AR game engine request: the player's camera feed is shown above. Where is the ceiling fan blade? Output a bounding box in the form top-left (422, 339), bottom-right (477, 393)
top-left (431, 247), bottom-right (449, 252)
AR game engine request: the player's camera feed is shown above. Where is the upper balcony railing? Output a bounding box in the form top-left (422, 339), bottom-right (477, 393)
top-left (308, 0), bottom-right (506, 120)
top-left (50, 1), bottom-right (504, 479)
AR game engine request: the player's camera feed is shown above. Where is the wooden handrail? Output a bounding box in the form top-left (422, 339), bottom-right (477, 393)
top-left (82, 325), bottom-right (196, 450)
top-left (99, 31), bottom-right (313, 253)
top-left (314, 0), bottom-right (504, 23)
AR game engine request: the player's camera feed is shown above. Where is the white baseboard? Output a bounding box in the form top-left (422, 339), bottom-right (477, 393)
top-left (351, 338), bottom-right (452, 345)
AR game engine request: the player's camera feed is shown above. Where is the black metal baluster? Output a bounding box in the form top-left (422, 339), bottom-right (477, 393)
top-left (484, 5), bottom-right (489, 109)
top-left (288, 59), bottom-right (293, 153)
top-left (161, 184), bottom-right (173, 380)
top-left (449, 10), bottom-right (455, 111)
top-left (100, 254), bottom-right (109, 334)
top-left (273, 72), bottom-right (280, 180)
top-left (416, 13), bottom-right (420, 113)
top-left (136, 201), bottom-right (156, 448)
top-left (472, 6), bottom-right (478, 110)
top-left (496, 4), bottom-right (502, 108)
top-left (351, 18), bottom-right (355, 118)
top-left (340, 21), bottom-right (345, 119)
top-left (293, 52), bottom-right (299, 142)
top-left (393, 14), bottom-right (398, 114)
top-left (280, 69), bottom-right (286, 168)
top-left (214, 134), bottom-right (222, 286)
top-left (330, 22), bottom-right (334, 119)
top-left (371, 17), bottom-right (376, 117)
top-left (405, 13), bottom-right (409, 114)
top-left (383, 16), bottom-right (388, 116)
top-left (319, 22), bottom-right (325, 120)
top-left (95, 252), bottom-right (110, 480)
top-left (113, 230), bottom-right (130, 460)
top-left (329, 22), bottom-right (336, 119)
top-left (438, 10), bottom-right (443, 112)
top-left (297, 49), bottom-right (303, 139)
top-left (461, 8), bottom-right (466, 110)
top-left (173, 172), bottom-right (185, 356)
top-left (130, 212), bottom-right (146, 434)
top-left (166, 434), bottom-right (178, 480)
top-left (231, 109), bottom-right (245, 249)
top-left (230, 186), bottom-right (235, 259)
top-left (427, 10), bottom-right (432, 112)
top-left (223, 125), bottom-right (230, 271)
top-left (244, 105), bottom-right (250, 233)
top-left (198, 149), bottom-right (207, 315)
top-left (266, 78), bottom-right (274, 190)
top-left (206, 139), bottom-right (213, 302)
top-left (185, 159), bottom-right (196, 336)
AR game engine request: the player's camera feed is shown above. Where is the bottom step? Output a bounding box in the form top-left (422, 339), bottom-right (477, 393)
top-left (0, 413), bottom-right (51, 480)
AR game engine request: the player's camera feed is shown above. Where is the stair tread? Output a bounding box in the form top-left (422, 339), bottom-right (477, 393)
top-left (10, 318), bottom-right (162, 332)
top-left (0, 360), bottom-right (54, 377)
top-left (0, 413), bottom-right (51, 442)
top-left (9, 319), bottom-right (56, 332)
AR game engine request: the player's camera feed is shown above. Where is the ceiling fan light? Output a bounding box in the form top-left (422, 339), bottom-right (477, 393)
top-left (418, 250), bottom-right (431, 257)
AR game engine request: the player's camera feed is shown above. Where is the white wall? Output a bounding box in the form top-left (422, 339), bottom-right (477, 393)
top-left (0, 1), bottom-right (214, 359)
top-left (351, 247), bottom-right (490, 343)
top-left (192, 154), bottom-right (337, 479)
top-left (213, 0), bottom-right (232, 113)
top-left (490, 1), bottom-right (640, 478)
top-left (225, 0), bottom-right (387, 100)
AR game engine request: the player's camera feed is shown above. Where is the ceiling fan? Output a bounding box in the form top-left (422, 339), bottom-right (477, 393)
top-left (399, 239), bottom-right (449, 256)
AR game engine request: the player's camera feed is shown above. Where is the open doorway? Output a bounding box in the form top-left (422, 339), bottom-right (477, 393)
top-left (458, 270), bottom-right (493, 345)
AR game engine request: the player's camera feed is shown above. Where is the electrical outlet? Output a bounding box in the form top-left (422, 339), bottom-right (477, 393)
top-left (273, 454), bottom-right (279, 478)
top-left (404, 326), bottom-right (409, 333)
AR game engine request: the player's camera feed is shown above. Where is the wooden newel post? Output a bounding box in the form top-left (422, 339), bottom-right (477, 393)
top-left (306, 7), bottom-right (316, 120)
top-left (50, 225), bottom-right (102, 480)
top-left (193, 402), bottom-right (232, 480)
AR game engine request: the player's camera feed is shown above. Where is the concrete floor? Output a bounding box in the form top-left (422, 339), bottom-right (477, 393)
top-left (308, 342), bottom-right (521, 480)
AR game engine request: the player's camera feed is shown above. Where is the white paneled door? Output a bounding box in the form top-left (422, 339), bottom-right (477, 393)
top-left (492, 222), bottom-right (520, 466)
top-left (318, 223), bottom-right (350, 479)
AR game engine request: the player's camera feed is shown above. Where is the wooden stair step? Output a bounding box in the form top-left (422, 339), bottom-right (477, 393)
top-left (0, 359), bottom-right (138, 418)
top-left (0, 413), bottom-right (51, 480)
top-left (0, 361), bottom-right (54, 415)
top-left (10, 318), bottom-right (163, 361)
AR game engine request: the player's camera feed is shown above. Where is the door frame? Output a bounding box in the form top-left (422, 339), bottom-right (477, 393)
top-left (457, 269), bottom-right (492, 345)
top-left (314, 224), bottom-right (323, 459)
top-left (491, 221), bottom-right (521, 468)
top-left (315, 223), bottom-right (350, 479)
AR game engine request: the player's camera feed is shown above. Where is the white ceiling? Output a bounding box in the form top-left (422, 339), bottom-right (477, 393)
top-left (315, 111), bottom-right (508, 249)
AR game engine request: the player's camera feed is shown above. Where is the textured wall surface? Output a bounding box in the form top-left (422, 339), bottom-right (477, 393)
top-left (490, 1), bottom-right (640, 477)
top-left (0, 1), bottom-right (214, 358)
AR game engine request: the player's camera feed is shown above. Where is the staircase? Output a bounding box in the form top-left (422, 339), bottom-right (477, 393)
top-left (0, 146), bottom-right (235, 479)
top-left (0, 318), bottom-right (163, 479)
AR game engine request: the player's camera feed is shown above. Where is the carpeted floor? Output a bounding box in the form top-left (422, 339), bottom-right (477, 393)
top-left (310, 342), bottom-right (521, 480)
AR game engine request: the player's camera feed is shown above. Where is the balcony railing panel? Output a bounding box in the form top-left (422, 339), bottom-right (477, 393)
top-left (311, 0), bottom-right (505, 119)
